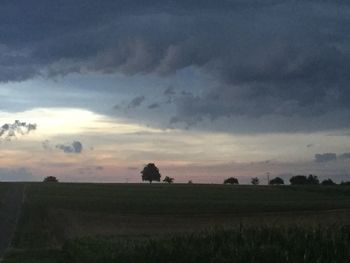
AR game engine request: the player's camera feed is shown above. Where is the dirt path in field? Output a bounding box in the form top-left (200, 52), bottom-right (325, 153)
top-left (0, 184), bottom-right (25, 260)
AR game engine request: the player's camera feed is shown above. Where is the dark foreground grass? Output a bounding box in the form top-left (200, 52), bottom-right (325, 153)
top-left (0, 182), bottom-right (13, 198)
top-left (4, 225), bottom-right (350, 263)
top-left (11, 183), bottom-right (350, 249)
top-left (4, 183), bottom-right (350, 262)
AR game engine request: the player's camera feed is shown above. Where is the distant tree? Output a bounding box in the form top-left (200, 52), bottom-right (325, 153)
top-left (141, 163), bottom-right (161, 183)
top-left (43, 176), bottom-right (58, 183)
top-left (224, 177), bottom-right (239, 185)
top-left (290, 175), bottom-right (308, 185)
top-left (340, 181), bottom-right (350, 186)
top-left (290, 174), bottom-right (320, 185)
top-left (163, 176), bottom-right (174, 184)
top-left (188, 180), bottom-right (193, 184)
top-left (269, 177), bottom-right (284, 185)
top-left (321, 179), bottom-right (336, 186)
top-left (307, 174), bottom-right (319, 185)
top-left (251, 177), bottom-right (260, 185)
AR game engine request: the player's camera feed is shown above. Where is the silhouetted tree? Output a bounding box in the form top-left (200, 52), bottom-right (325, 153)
top-left (251, 177), bottom-right (260, 185)
top-left (43, 176), bottom-right (58, 183)
top-left (224, 177), bottom-right (239, 185)
top-left (340, 181), bottom-right (350, 186)
top-left (321, 178), bottom-right (336, 186)
top-left (307, 174), bottom-right (319, 185)
top-left (163, 176), bottom-right (174, 184)
top-left (269, 177), bottom-right (284, 185)
top-left (141, 163), bottom-right (161, 183)
top-left (290, 175), bottom-right (308, 185)
top-left (188, 180), bottom-right (193, 184)
top-left (290, 174), bottom-right (320, 185)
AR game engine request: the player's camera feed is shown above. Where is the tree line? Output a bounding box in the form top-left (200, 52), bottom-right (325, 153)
top-left (224, 174), bottom-right (350, 186)
top-left (42, 163), bottom-right (350, 186)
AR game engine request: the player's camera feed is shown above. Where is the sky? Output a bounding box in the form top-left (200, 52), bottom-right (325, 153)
top-left (1, 0), bottom-right (350, 183)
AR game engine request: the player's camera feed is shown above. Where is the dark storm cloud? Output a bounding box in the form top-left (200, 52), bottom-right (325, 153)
top-left (0, 120), bottom-right (37, 140)
top-left (2, 1), bottom-right (350, 131)
top-left (164, 86), bottom-right (176, 96)
top-left (128, 96), bottom-right (145, 109)
top-left (314, 152), bottom-right (350, 163)
top-left (315, 153), bottom-right (337, 163)
top-left (148, 103), bottom-right (160, 109)
top-left (56, 141), bottom-right (83, 154)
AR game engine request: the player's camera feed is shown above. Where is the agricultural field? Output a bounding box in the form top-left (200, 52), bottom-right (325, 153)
top-left (0, 183), bottom-right (24, 259)
top-left (2, 183), bottom-right (350, 262)
top-left (0, 183), bottom-right (12, 200)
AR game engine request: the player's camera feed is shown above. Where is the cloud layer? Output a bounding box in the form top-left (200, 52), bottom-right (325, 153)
top-left (2, 1), bottom-right (350, 132)
top-left (56, 141), bottom-right (83, 154)
top-left (315, 152), bottom-right (350, 163)
top-left (0, 120), bottom-right (37, 140)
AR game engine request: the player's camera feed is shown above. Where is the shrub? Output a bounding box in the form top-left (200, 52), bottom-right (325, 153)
top-left (290, 175), bottom-right (319, 185)
top-left (290, 175), bottom-right (308, 185)
top-left (223, 177), bottom-right (239, 185)
top-left (43, 176), bottom-right (58, 183)
top-left (251, 177), bottom-right (259, 185)
top-left (163, 176), bottom-right (174, 184)
top-left (269, 177), bottom-right (284, 185)
top-left (321, 179), bottom-right (336, 186)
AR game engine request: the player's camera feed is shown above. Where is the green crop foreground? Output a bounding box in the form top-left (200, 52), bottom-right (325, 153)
top-left (4, 226), bottom-right (350, 263)
top-left (60, 225), bottom-right (350, 263)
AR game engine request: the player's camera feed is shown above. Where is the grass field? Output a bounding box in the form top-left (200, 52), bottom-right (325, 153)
top-left (2, 183), bottom-right (350, 262)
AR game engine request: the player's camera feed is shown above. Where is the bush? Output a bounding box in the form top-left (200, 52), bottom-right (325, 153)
top-left (290, 175), bottom-right (308, 185)
top-left (307, 174), bottom-right (319, 185)
top-left (269, 177), bottom-right (284, 185)
top-left (251, 177), bottom-right (259, 185)
top-left (223, 177), bottom-right (239, 185)
top-left (290, 174), bottom-right (319, 185)
top-left (163, 176), bottom-right (174, 184)
top-left (321, 179), bottom-right (336, 186)
top-left (43, 176), bottom-right (58, 183)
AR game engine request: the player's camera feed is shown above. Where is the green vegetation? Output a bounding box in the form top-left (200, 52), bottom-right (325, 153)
top-left (223, 177), bottom-right (239, 184)
top-left (290, 175), bottom-right (320, 185)
top-left (43, 176), bottom-right (59, 183)
top-left (251, 177), bottom-right (260, 185)
top-left (2, 183), bottom-right (350, 262)
top-left (4, 226), bottom-right (350, 263)
top-left (55, 225), bottom-right (350, 263)
top-left (163, 176), bottom-right (174, 184)
top-left (269, 177), bottom-right (284, 185)
top-left (141, 163), bottom-right (161, 183)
